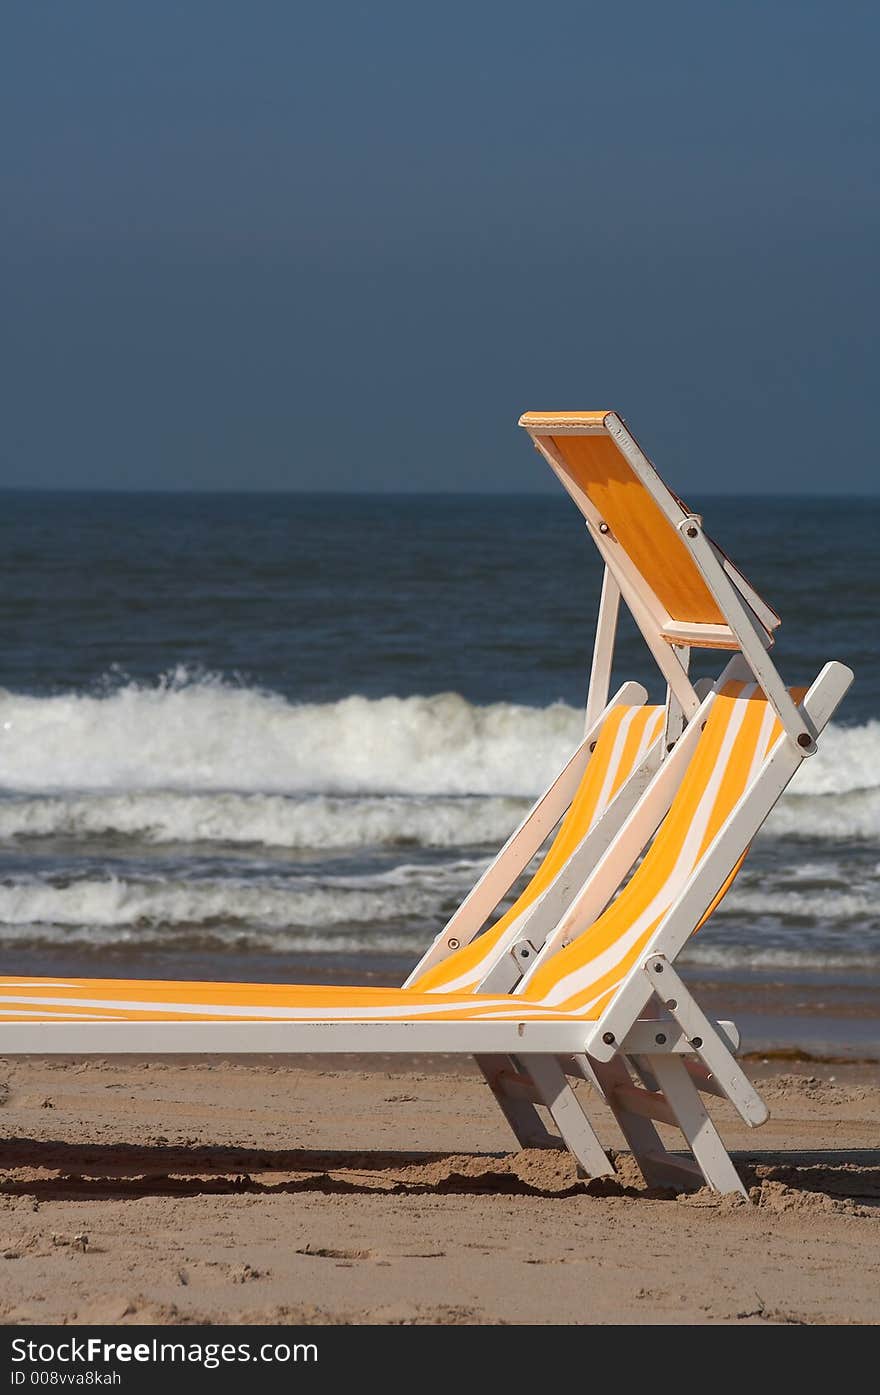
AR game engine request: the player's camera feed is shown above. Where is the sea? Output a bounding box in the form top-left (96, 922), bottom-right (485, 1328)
top-left (1, 491), bottom-right (877, 1056)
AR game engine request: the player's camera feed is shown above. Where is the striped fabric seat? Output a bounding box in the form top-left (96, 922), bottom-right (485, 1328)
top-left (516, 680), bottom-right (788, 1018)
top-left (0, 978), bottom-right (566, 1024)
top-left (0, 685), bottom-right (782, 1026)
top-left (412, 701), bottom-right (664, 992)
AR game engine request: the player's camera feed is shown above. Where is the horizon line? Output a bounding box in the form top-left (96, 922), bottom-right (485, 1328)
top-left (1, 485), bottom-right (878, 501)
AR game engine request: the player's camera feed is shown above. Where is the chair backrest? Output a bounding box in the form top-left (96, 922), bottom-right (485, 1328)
top-left (518, 681), bottom-right (792, 1018)
top-left (410, 702), bottom-right (665, 992)
top-left (519, 412), bottom-right (779, 649)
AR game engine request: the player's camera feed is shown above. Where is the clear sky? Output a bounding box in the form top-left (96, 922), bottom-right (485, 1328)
top-left (2, 2), bottom-right (878, 493)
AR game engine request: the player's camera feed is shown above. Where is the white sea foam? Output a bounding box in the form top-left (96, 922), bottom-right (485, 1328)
top-left (763, 789), bottom-right (880, 842)
top-left (0, 791), bottom-right (526, 850)
top-left (785, 719), bottom-right (880, 796)
top-left (0, 865), bottom-right (480, 933)
top-left (0, 860), bottom-right (819, 938)
top-left (0, 888), bottom-right (875, 969)
top-left (0, 678), bottom-right (579, 797)
top-left (0, 921), bottom-right (424, 956)
top-left (0, 677), bottom-right (876, 848)
top-left (719, 884), bottom-right (880, 925)
top-left (681, 942), bottom-right (880, 971)
top-left (0, 855), bottom-right (873, 946)
top-left (5, 924), bottom-right (876, 969)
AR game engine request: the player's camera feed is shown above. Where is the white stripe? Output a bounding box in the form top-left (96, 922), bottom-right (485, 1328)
top-left (629, 707), bottom-right (660, 770)
top-left (592, 707), bottom-right (639, 818)
top-left (642, 708), bottom-right (665, 757)
top-left (0, 1007), bottom-right (128, 1020)
top-left (0, 981), bottom-right (80, 989)
top-left (749, 701), bottom-right (779, 782)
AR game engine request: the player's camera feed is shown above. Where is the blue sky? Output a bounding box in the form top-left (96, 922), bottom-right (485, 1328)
top-left (2, 2), bottom-right (878, 492)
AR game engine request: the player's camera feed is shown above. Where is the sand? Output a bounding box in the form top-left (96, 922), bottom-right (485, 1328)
top-left (0, 1054), bottom-right (878, 1326)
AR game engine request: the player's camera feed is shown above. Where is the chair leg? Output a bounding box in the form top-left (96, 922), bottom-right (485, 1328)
top-left (475, 1054), bottom-right (559, 1149)
top-left (649, 1054), bottom-right (747, 1197)
top-left (571, 1053), bottom-right (681, 1188)
top-left (518, 1054), bottom-right (615, 1177)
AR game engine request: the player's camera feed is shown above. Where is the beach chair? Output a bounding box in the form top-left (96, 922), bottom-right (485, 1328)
top-left (0, 411), bottom-right (852, 1197)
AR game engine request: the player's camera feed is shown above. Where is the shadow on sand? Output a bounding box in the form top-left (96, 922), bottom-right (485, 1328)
top-left (1, 1138), bottom-right (879, 1205)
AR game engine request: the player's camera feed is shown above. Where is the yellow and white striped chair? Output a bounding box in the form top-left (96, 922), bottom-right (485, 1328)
top-left (0, 666), bottom-right (851, 1195)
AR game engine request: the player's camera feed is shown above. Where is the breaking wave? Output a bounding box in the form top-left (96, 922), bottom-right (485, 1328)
top-left (0, 862), bottom-right (480, 933)
top-left (0, 675), bottom-right (876, 850)
top-left (0, 675), bottom-right (578, 798)
top-left (0, 792), bottom-right (526, 851)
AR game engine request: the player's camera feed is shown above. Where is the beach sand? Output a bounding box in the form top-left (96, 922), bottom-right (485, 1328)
top-left (0, 1054), bottom-right (878, 1326)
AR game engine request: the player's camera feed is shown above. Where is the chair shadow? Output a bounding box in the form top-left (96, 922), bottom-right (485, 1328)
top-left (734, 1148), bottom-right (880, 1208)
top-left (0, 1138), bottom-right (599, 1200)
top-left (1, 1138), bottom-right (879, 1204)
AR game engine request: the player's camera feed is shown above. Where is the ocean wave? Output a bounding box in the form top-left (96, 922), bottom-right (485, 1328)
top-left (0, 791), bottom-right (526, 850)
top-left (0, 675), bottom-right (580, 798)
top-left (681, 942), bottom-right (880, 971)
top-left (784, 719), bottom-right (880, 796)
top-left (0, 867), bottom-right (477, 934)
top-left (763, 789), bottom-right (880, 842)
top-left (0, 675), bottom-right (876, 848)
top-left (717, 884), bottom-right (880, 926)
top-left (0, 922), bottom-right (423, 957)
top-left (2, 785), bottom-right (875, 851)
top-left (0, 912), bottom-right (876, 972)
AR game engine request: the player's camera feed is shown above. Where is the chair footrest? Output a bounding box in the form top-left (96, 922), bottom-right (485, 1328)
top-left (612, 1081), bottom-right (677, 1128)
